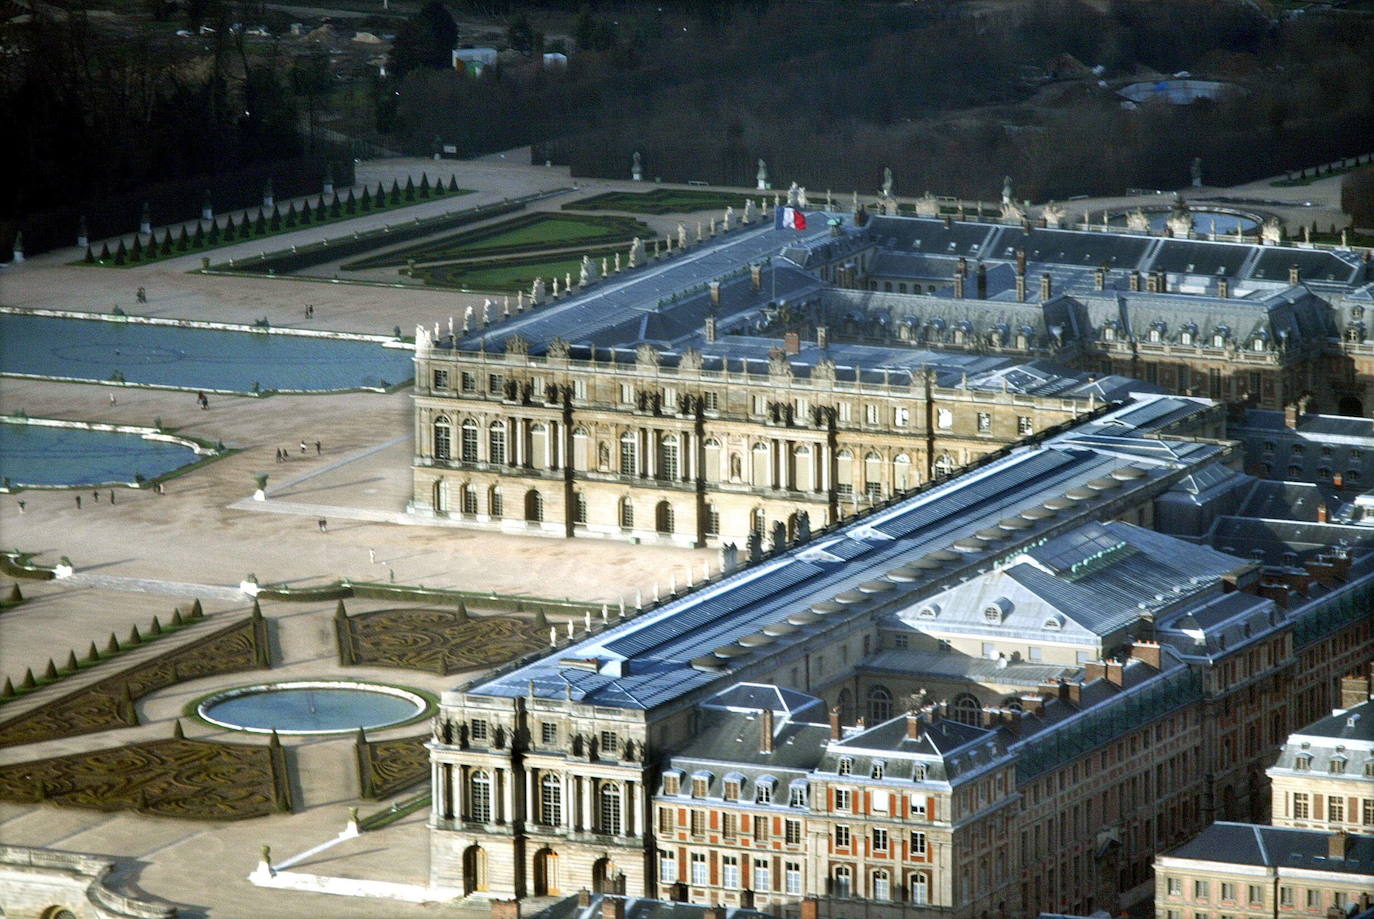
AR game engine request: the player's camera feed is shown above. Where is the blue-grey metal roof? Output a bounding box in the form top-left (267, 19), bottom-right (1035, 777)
top-left (1165, 822), bottom-right (1374, 873)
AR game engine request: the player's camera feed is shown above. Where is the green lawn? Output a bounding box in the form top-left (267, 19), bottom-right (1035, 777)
top-left (343, 212), bottom-right (652, 271)
top-left (413, 245), bottom-right (632, 293)
top-left (564, 188), bottom-right (758, 215)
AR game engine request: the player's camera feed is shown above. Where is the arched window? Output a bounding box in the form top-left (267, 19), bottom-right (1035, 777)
top-left (434, 416), bottom-right (452, 460)
top-left (837, 688), bottom-right (855, 724)
top-left (489, 487), bottom-right (503, 518)
top-left (464, 845), bottom-right (488, 895)
top-left (573, 491), bottom-right (588, 524)
top-left (461, 419), bottom-right (478, 462)
top-left (952, 693), bottom-right (981, 726)
top-left (619, 498), bottom-right (635, 529)
top-left (540, 774), bottom-right (562, 826)
top-left (894, 453), bottom-right (912, 491)
top-left (525, 489), bottom-right (543, 523)
top-left (619, 432), bottom-right (638, 476)
top-left (660, 435), bottom-right (680, 480)
top-left (910, 872), bottom-right (929, 905)
top-left (704, 504), bottom-right (720, 536)
top-left (836, 449), bottom-right (854, 497)
top-left (867, 685), bottom-right (893, 723)
top-left (933, 454), bottom-right (955, 477)
top-left (794, 443), bottom-right (813, 492)
top-left (572, 427), bottom-right (589, 471)
top-left (873, 870), bottom-right (891, 901)
top-left (433, 479), bottom-right (449, 513)
top-left (752, 442), bottom-right (772, 487)
top-left (469, 771), bottom-right (492, 822)
top-left (751, 508), bottom-right (766, 535)
top-left (489, 421), bottom-right (507, 465)
top-left (599, 782), bottom-right (622, 835)
top-left (656, 501), bottom-right (674, 534)
top-left (864, 451), bottom-right (883, 501)
top-left (530, 423), bottom-right (549, 469)
top-left (704, 438), bottom-right (722, 483)
top-left (833, 865), bottom-right (853, 898)
top-left (461, 484), bottom-right (478, 515)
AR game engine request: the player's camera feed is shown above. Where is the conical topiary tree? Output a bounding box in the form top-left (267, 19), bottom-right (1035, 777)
top-left (285, 202), bottom-right (297, 227)
top-left (269, 206), bottom-right (281, 231)
top-left (161, 228), bottom-right (174, 255)
top-left (8, 583), bottom-right (23, 602)
top-left (20, 668), bottom-right (36, 689)
top-left (130, 235), bottom-right (143, 262)
top-left (315, 196), bottom-right (328, 221)
top-left (99, 242), bottom-right (111, 261)
top-left (239, 214), bottom-right (253, 239)
top-left (418, 173), bottom-right (430, 198)
top-left (1, 677), bottom-right (13, 698)
top-left (106, 632), bottom-right (121, 654)
top-left (149, 615), bottom-right (163, 635)
top-left (389, 179), bottom-right (400, 205)
top-left (329, 192), bottom-right (341, 218)
top-left (192, 222), bottom-right (205, 247)
top-left (299, 203), bottom-right (312, 225)
top-left (224, 214), bottom-right (237, 237)
top-left (84, 244), bottom-right (95, 263)
top-left (448, 174), bottom-right (459, 193)
top-left (42, 659), bottom-right (58, 680)
top-left (190, 598), bottom-right (204, 618)
top-left (376, 181), bottom-right (386, 204)
top-left (114, 239), bottom-right (128, 264)
top-left (403, 176), bottom-right (415, 201)
top-left (176, 226), bottom-right (190, 251)
top-left (65, 650), bottom-right (79, 672)
top-left (360, 187), bottom-right (372, 211)
top-left (345, 189), bottom-right (356, 213)
top-left (207, 220), bottom-right (220, 244)
top-left (86, 641), bottom-right (100, 663)
top-left (254, 210), bottom-right (267, 235)
top-left (171, 607), bottom-right (184, 626)
top-left (128, 624), bottom-right (142, 645)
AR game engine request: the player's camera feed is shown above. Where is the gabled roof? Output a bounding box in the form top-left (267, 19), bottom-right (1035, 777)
top-left (1164, 822), bottom-right (1374, 875)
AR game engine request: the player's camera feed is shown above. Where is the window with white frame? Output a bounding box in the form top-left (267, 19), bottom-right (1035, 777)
top-left (785, 862), bottom-right (802, 895)
top-left (910, 831), bottom-right (927, 856)
top-left (872, 870), bottom-right (890, 901)
top-left (753, 858), bottom-right (770, 892)
top-left (659, 853), bottom-right (678, 883)
top-left (690, 852), bottom-right (707, 886)
top-left (722, 856), bottom-right (740, 889)
top-left (833, 865), bottom-right (852, 898)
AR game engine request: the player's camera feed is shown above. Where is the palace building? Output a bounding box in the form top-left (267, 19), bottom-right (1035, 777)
top-left (410, 199), bottom-right (1371, 548)
top-left (426, 394), bottom-right (1374, 918)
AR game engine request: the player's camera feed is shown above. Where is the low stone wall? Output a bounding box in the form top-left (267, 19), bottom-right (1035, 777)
top-left (0, 844), bottom-right (176, 918)
top-left (0, 305), bottom-right (403, 345)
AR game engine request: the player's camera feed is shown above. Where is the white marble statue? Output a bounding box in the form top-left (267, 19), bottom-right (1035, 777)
top-left (1126, 209), bottom-right (1150, 232)
top-left (787, 182), bottom-right (799, 208)
top-left (677, 224), bottom-right (688, 248)
top-left (743, 199), bottom-right (754, 224)
top-left (756, 158), bottom-right (769, 191)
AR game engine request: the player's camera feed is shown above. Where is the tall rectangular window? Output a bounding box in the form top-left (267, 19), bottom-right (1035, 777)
top-left (910, 831), bottom-right (927, 856)
top-left (541, 777), bottom-right (562, 826)
top-left (488, 373), bottom-right (504, 395)
top-left (432, 369), bottom-right (449, 390)
top-left (722, 856), bottom-right (740, 889)
top-left (434, 423), bottom-right (452, 460)
top-left (690, 810), bottom-right (705, 836)
top-left (620, 437), bottom-right (638, 476)
top-left (834, 789), bottom-right (852, 812)
top-left (872, 828), bottom-right (889, 852)
top-left (865, 404), bottom-right (879, 425)
top-left (1293, 793), bottom-right (1309, 819)
top-left (1328, 796), bottom-right (1344, 822)
top-left (659, 853), bottom-right (678, 883)
top-left (785, 819), bottom-right (801, 845)
top-left (461, 424), bottom-right (478, 462)
top-left (461, 371), bottom-right (476, 392)
top-left (785, 862), bottom-right (802, 895)
top-left (753, 858), bottom-right (770, 892)
top-left (977, 412), bottom-right (991, 432)
top-left (722, 813), bottom-right (737, 838)
top-left (834, 825), bottom-right (851, 848)
top-left (1018, 416), bottom-right (1033, 436)
top-left (690, 853), bottom-right (708, 886)
top-left (489, 426), bottom-right (506, 465)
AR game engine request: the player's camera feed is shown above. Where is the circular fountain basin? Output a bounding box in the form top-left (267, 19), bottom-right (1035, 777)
top-left (198, 681), bottom-right (429, 735)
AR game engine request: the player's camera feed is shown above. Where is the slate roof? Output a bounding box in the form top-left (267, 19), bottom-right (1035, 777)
top-left (534, 893), bottom-right (773, 919)
top-left (862, 648), bottom-right (1072, 687)
top-left (1292, 696), bottom-right (1374, 744)
top-left (1164, 822), bottom-right (1374, 874)
top-left (1208, 517), bottom-right (1374, 566)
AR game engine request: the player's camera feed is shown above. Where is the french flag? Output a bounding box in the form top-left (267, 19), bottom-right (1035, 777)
top-left (776, 206), bottom-right (807, 231)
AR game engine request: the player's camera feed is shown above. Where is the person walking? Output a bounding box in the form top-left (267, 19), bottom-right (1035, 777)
top-left (368, 548), bottom-right (376, 564)
top-left (93, 490), bottom-right (99, 503)
top-left (17, 500), bottom-right (26, 513)
top-left (300, 440), bottom-right (308, 455)
top-left (109, 490), bottom-right (115, 504)
top-left (109, 393), bottom-right (117, 406)
top-left (317, 517), bottom-right (328, 533)
top-left (315, 440), bottom-right (321, 455)
top-left (75, 495), bottom-right (81, 509)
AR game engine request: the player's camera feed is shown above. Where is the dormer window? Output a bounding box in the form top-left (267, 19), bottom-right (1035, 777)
top-left (664, 774), bottom-right (681, 795)
top-left (837, 757), bottom-right (853, 776)
top-left (1042, 615), bottom-right (1063, 631)
top-left (1103, 326), bottom-right (1115, 341)
top-left (724, 778), bottom-right (741, 801)
top-left (1329, 758), bottom-right (1346, 775)
top-left (1149, 328), bottom-right (1161, 343)
top-left (692, 775), bottom-right (710, 797)
top-left (912, 765), bottom-right (928, 782)
top-left (871, 761), bottom-right (886, 780)
top-left (918, 604), bottom-right (940, 620)
top-left (789, 782), bottom-right (808, 808)
top-left (983, 599), bottom-right (1011, 623)
top-left (1294, 755), bottom-right (1311, 771)
top-left (756, 779), bottom-right (775, 804)
top-left (1180, 331), bottom-right (1192, 345)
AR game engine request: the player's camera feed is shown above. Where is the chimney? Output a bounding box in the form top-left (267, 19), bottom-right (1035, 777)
top-left (829, 706), bottom-right (841, 740)
top-left (1095, 267), bottom-right (1107, 291)
top-left (953, 270), bottom-right (965, 300)
top-left (1333, 472), bottom-right (1344, 490)
top-left (1130, 271), bottom-right (1142, 292)
top-left (602, 899), bottom-right (625, 919)
top-left (1063, 680), bottom-right (1081, 706)
top-left (751, 264), bottom-right (762, 291)
top-left (578, 890), bottom-right (592, 908)
top-left (1307, 551), bottom-right (1352, 588)
top-left (761, 707), bottom-right (775, 754)
top-left (1316, 503), bottom-right (1328, 523)
top-left (1020, 694), bottom-right (1045, 715)
top-left (817, 325), bottom-right (829, 349)
top-left (704, 906), bottom-right (724, 919)
top-left (784, 331), bottom-right (801, 355)
top-left (1084, 660), bottom-right (1106, 683)
top-left (1129, 640), bottom-right (1162, 670)
top-left (1284, 401), bottom-right (1300, 429)
top-left (1339, 670), bottom-right (1373, 708)
top-left (1040, 272), bottom-right (1052, 302)
top-left (905, 710), bottom-right (921, 741)
top-left (1015, 249), bottom-right (1027, 276)
top-left (1217, 277), bottom-right (1229, 299)
top-left (492, 901), bottom-right (522, 919)
top-left (1015, 273), bottom-right (1026, 303)
top-left (1146, 272), bottom-right (1159, 294)
top-left (1289, 265), bottom-right (1300, 286)
top-left (1104, 660), bottom-right (1125, 687)
top-left (976, 262), bottom-right (987, 299)
top-left (1329, 830), bottom-right (1351, 861)
top-left (801, 898), bottom-right (820, 919)
top-left (709, 280), bottom-right (721, 306)
top-left (705, 314), bottom-right (717, 343)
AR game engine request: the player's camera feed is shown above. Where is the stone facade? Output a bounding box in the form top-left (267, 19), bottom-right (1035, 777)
top-left (411, 344), bottom-right (1093, 547)
top-left (0, 845), bottom-right (177, 919)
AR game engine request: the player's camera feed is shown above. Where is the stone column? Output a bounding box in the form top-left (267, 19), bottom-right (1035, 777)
top-left (639, 428), bottom-right (649, 479)
top-left (548, 420), bottom-right (559, 470)
top-left (649, 429), bottom-right (659, 480)
top-left (772, 439), bottom-right (782, 489)
top-left (525, 768), bottom-right (535, 823)
top-left (432, 762), bottom-right (445, 819)
top-left (785, 440), bottom-right (796, 490)
top-left (681, 431), bottom-right (692, 482)
top-left (562, 772), bottom-right (573, 828)
top-left (501, 768), bottom-right (514, 824)
top-left (454, 765), bottom-right (465, 821)
top-left (582, 775), bottom-right (594, 831)
top-left (624, 780), bottom-right (635, 837)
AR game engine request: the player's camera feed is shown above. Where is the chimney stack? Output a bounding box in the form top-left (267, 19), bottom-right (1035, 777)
top-left (1317, 503), bottom-right (1328, 523)
top-left (954, 268), bottom-right (965, 300)
top-left (1104, 659), bottom-right (1125, 687)
top-left (1129, 271), bottom-right (1142, 292)
top-left (578, 889), bottom-right (592, 908)
top-left (1040, 272), bottom-right (1052, 302)
top-left (976, 262), bottom-right (988, 299)
top-left (1095, 267), bottom-right (1106, 291)
top-left (761, 708), bottom-right (775, 754)
top-left (602, 899), bottom-right (625, 919)
top-left (1218, 277), bottom-right (1229, 299)
top-left (751, 264), bottom-right (762, 291)
top-left (1015, 249), bottom-right (1027, 276)
top-left (705, 314), bottom-right (717, 343)
top-left (1339, 669), bottom-right (1373, 708)
top-left (829, 706), bottom-right (841, 740)
top-left (905, 710), bottom-right (921, 741)
top-left (817, 325), bottom-right (829, 349)
top-left (1019, 694), bottom-right (1045, 715)
top-left (1146, 273), bottom-right (1159, 294)
top-left (1015, 273), bottom-right (1026, 303)
top-left (1129, 640), bottom-right (1162, 670)
top-left (1157, 271), bottom-right (1168, 293)
top-left (709, 280), bottom-right (721, 306)
top-left (784, 331), bottom-right (801, 355)
top-left (1289, 265), bottom-right (1300, 286)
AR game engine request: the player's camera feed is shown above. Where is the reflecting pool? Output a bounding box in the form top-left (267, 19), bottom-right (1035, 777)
top-left (198, 681), bottom-right (428, 734)
top-left (0, 422), bottom-right (202, 487)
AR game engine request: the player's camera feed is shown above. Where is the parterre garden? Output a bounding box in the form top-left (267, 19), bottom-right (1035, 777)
top-left (563, 188), bottom-right (756, 214)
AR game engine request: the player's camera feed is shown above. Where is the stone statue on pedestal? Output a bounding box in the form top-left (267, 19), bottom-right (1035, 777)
top-left (1042, 201), bottom-right (1066, 228)
top-left (756, 158), bottom-right (769, 191)
top-left (1191, 157), bottom-right (1203, 188)
top-left (882, 166), bottom-right (894, 200)
top-left (1001, 175), bottom-right (1013, 206)
top-left (1126, 208), bottom-right (1150, 232)
top-left (631, 151), bottom-right (643, 181)
top-left (915, 192), bottom-right (939, 218)
top-left (677, 224), bottom-right (688, 248)
top-left (787, 182), bottom-right (800, 208)
top-left (743, 199), bottom-right (754, 224)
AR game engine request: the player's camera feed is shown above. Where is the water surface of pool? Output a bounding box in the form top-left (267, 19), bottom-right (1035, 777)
top-left (0, 423), bottom-right (202, 487)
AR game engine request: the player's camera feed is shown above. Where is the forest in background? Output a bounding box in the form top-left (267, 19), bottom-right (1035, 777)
top-left (387, 0), bottom-right (1374, 201)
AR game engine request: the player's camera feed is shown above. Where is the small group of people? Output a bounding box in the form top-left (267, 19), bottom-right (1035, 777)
top-left (275, 441), bottom-right (321, 463)
top-left (75, 490), bottom-right (117, 508)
